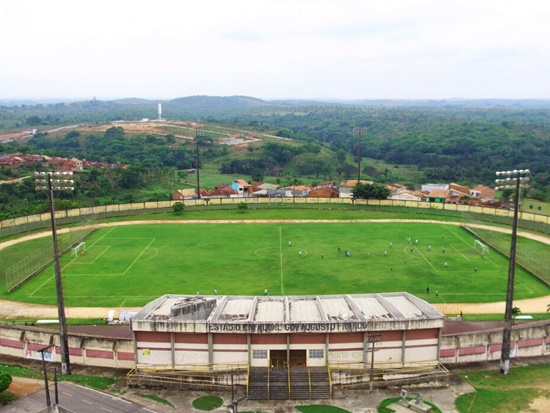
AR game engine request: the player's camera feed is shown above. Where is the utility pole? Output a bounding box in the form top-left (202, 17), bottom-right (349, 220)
top-left (195, 129), bottom-right (202, 199)
top-left (365, 333), bottom-right (381, 391)
top-left (38, 345), bottom-right (54, 407)
top-left (495, 169), bottom-right (530, 374)
top-left (35, 171), bottom-right (73, 375)
top-left (353, 127), bottom-right (366, 184)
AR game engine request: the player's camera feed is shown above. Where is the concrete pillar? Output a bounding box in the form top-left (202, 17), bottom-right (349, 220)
top-left (208, 332), bottom-right (213, 368)
top-left (363, 332), bottom-right (369, 364)
top-left (170, 332), bottom-right (175, 368)
top-left (401, 330), bottom-right (407, 366)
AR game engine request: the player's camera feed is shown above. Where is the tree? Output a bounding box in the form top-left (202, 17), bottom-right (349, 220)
top-left (237, 202), bottom-right (248, 213)
top-left (352, 182), bottom-right (391, 200)
top-left (173, 202), bottom-right (185, 214)
top-left (251, 170), bottom-right (264, 182)
top-left (26, 115), bottom-right (42, 126)
top-left (0, 372), bottom-right (12, 393)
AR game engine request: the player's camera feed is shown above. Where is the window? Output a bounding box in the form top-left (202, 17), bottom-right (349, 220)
top-left (252, 350), bottom-right (267, 359)
top-left (309, 349), bottom-right (324, 359)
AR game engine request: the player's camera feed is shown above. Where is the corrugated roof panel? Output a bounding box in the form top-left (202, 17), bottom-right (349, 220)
top-left (219, 298), bottom-right (253, 321)
top-left (320, 297), bottom-right (357, 321)
top-left (147, 297), bottom-right (183, 318)
top-left (384, 296), bottom-right (424, 318)
top-left (353, 297), bottom-right (394, 320)
top-left (289, 298), bottom-right (322, 321)
top-left (255, 299), bottom-right (285, 322)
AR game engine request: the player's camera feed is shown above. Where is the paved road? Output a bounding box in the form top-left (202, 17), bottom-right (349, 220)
top-left (0, 381), bottom-right (157, 413)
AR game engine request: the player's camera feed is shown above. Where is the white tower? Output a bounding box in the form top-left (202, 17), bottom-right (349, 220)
top-left (158, 103), bottom-right (162, 120)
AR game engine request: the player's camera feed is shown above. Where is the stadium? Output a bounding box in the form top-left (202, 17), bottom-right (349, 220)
top-left (0, 199), bottom-right (549, 399)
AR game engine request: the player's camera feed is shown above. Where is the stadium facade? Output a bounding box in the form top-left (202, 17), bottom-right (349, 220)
top-left (131, 293), bottom-right (444, 369)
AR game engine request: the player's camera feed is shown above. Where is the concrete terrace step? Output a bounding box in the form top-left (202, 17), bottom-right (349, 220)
top-left (248, 367), bottom-right (331, 400)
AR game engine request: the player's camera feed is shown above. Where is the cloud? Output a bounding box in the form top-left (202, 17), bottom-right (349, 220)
top-left (1, 0), bottom-right (549, 99)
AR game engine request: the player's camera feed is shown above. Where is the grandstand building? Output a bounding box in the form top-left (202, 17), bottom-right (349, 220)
top-left (131, 293), bottom-right (444, 369)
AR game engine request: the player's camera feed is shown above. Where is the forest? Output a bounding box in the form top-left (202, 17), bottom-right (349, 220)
top-left (0, 97), bottom-right (549, 219)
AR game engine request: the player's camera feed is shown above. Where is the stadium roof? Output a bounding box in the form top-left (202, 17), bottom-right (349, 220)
top-left (133, 292), bottom-right (443, 325)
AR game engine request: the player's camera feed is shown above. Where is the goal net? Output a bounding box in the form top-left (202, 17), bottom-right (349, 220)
top-left (473, 239), bottom-right (489, 255)
top-left (71, 242), bottom-right (86, 258)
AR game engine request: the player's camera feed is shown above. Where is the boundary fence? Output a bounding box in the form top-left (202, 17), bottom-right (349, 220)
top-left (5, 225), bottom-right (97, 292)
top-left (463, 225), bottom-right (550, 287)
top-left (1, 198), bottom-right (549, 239)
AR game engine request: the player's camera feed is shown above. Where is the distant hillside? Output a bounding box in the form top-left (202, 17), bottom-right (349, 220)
top-left (163, 95), bottom-right (270, 116)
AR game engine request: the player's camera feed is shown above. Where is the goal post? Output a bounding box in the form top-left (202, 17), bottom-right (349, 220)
top-left (71, 242), bottom-right (86, 258)
top-left (474, 239), bottom-right (489, 255)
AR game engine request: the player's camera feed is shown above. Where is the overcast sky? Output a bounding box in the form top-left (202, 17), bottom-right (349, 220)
top-left (2, 0), bottom-right (549, 101)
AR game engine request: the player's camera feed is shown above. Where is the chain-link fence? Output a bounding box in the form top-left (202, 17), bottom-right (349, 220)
top-left (5, 225), bottom-right (96, 293)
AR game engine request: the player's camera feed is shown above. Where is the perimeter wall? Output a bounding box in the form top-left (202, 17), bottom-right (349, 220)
top-left (1, 198), bottom-right (549, 237)
top-left (0, 324), bottom-right (134, 369)
top-left (0, 321), bottom-right (549, 370)
top-left (440, 320), bottom-right (550, 364)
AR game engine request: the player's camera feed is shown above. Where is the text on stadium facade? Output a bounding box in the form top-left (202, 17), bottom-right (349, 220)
top-left (208, 321), bottom-right (372, 333)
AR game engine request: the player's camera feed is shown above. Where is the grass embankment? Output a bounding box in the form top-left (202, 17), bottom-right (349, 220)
top-left (0, 363), bottom-right (118, 390)
top-left (456, 364), bottom-right (550, 413)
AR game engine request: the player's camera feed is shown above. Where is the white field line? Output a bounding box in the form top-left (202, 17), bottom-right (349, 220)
top-left (413, 245), bottom-right (438, 273)
top-left (68, 246), bottom-right (110, 266)
top-left (450, 244), bottom-right (470, 261)
top-left (88, 227), bottom-right (115, 248)
top-left (122, 238), bottom-right (156, 276)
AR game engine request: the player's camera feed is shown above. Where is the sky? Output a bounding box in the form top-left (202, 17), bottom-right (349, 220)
top-left (2, 0), bottom-right (549, 101)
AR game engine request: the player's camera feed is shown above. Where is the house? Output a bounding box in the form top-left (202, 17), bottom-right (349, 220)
top-left (314, 181), bottom-right (336, 189)
top-left (385, 183), bottom-right (408, 194)
top-left (231, 179), bottom-right (253, 197)
top-left (425, 189), bottom-right (448, 203)
top-left (308, 187), bottom-right (339, 198)
top-left (279, 185), bottom-right (311, 198)
top-left (421, 183), bottom-right (449, 193)
top-left (449, 183), bottom-right (471, 196)
top-left (207, 185), bottom-right (238, 198)
top-left (172, 189), bottom-right (197, 200)
top-left (387, 190), bottom-right (423, 202)
top-left (253, 183), bottom-right (279, 197)
top-left (446, 184), bottom-right (471, 204)
top-left (470, 185), bottom-right (495, 202)
top-left (338, 180), bottom-right (374, 198)
top-left (60, 158), bottom-right (84, 172)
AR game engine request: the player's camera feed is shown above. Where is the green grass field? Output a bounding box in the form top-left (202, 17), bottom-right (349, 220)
top-left (2, 221), bottom-right (549, 307)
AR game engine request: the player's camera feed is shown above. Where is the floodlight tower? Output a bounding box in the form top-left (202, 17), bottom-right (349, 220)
top-left (353, 127), bottom-right (366, 183)
top-left (495, 169), bottom-right (530, 375)
top-left (195, 128), bottom-right (203, 199)
top-left (35, 171), bottom-right (74, 375)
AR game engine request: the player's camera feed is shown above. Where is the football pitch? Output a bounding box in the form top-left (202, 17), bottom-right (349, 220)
top-left (4, 222), bottom-right (549, 307)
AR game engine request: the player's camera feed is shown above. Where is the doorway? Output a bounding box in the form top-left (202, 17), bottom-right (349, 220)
top-left (270, 350), bottom-right (287, 369)
top-left (289, 349), bottom-right (307, 367)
